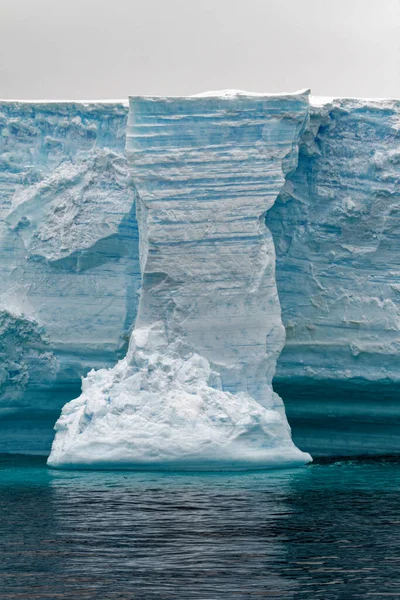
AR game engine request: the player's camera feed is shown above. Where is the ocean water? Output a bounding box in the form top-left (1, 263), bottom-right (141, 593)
top-left (1, 455), bottom-right (399, 599)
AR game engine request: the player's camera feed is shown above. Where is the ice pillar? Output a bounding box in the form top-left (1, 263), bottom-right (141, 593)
top-left (48, 91), bottom-right (311, 470)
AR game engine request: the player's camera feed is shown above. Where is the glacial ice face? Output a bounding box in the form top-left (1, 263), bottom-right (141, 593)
top-left (0, 102), bottom-right (140, 452)
top-left (48, 91), bottom-right (311, 469)
top-left (267, 98), bottom-right (400, 454)
top-left (49, 322), bottom-right (308, 469)
top-left (7, 148), bottom-right (134, 263)
top-left (268, 98), bottom-right (400, 382)
top-left (3, 94), bottom-right (400, 458)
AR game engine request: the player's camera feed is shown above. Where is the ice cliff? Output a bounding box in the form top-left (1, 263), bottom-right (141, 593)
top-left (48, 91), bottom-right (311, 469)
top-left (1, 93), bottom-right (399, 459)
top-left (268, 97), bottom-right (400, 454)
top-left (0, 101), bottom-right (139, 452)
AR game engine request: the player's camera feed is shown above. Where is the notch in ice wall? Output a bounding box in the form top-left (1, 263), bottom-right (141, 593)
top-left (48, 90), bottom-right (311, 470)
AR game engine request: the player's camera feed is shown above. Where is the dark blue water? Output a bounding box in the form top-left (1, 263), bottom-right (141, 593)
top-left (1, 456), bottom-right (400, 599)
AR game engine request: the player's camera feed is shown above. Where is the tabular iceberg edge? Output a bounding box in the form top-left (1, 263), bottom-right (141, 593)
top-left (48, 90), bottom-right (312, 470)
top-left (1, 91), bottom-right (399, 460)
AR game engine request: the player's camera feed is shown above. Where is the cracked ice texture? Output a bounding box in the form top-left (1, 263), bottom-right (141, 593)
top-left (48, 91), bottom-right (311, 469)
top-left (0, 102), bottom-right (140, 452)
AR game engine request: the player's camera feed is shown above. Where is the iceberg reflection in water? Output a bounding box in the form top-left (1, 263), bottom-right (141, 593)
top-left (1, 455), bottom-right (400, 599)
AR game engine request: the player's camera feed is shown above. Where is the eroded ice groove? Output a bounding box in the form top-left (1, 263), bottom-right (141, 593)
top-left (267, 97), bottom-right (400, 454)
top-left (48, 90), bottom-right (311, 470)
top-left (0, 102), bottom-right (140, 453)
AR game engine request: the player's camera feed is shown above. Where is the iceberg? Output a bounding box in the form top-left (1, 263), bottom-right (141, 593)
top-left (47, 91), bottom-right (311, 469)
top-left (1, 93), bottom-right (399, 459)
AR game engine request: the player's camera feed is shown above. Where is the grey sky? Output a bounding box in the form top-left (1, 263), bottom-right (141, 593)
top-left (1, 0), bottom-right (399, 100)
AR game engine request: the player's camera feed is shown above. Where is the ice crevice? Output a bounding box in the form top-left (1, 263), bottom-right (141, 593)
top-left (48, 91), bottom-right (312, 470)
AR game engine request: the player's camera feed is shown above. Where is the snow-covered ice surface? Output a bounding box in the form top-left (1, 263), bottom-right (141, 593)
top-left (48, 91), bottom-right (311, 469)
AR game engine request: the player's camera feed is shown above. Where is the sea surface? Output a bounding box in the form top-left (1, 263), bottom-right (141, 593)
top-left (1, 455), bottom-right (399, 599)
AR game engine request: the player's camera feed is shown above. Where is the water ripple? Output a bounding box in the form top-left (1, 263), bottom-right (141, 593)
top-left (0, 456), bottom-right (399, 599)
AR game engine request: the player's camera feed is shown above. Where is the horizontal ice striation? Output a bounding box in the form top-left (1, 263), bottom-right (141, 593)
top-left (48, 91), bottom-right (312, 469)
top-left (4, 93), bottom-right (400, 458)
top-left (267, 98), bottom-right (400, 454)
top-left (0, 102), bottom-right (140, 452)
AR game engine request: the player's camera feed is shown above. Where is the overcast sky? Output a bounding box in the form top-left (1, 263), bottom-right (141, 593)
top-left (1, 0), bottom-right (399, 100)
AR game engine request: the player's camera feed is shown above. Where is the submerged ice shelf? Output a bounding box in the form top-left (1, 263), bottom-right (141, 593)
top-left (48, 91), bottom-right (311, 469)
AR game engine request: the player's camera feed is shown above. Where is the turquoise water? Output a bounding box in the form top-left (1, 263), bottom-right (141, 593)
top-left (1, 456), bottom-right (400, 599)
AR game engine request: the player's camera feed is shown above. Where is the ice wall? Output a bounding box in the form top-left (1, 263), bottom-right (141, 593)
top-left (2, 94), bottom-right (400, 458)
top-left (48, 91), bottom-right (311, 469)
top-left (268, 98), bottom-right (400, 454)
top-left (0, 102), bottom-right (140, 452)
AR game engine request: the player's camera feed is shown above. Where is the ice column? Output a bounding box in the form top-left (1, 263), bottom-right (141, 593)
top-left (48, 91), bottom-right (311, 470)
